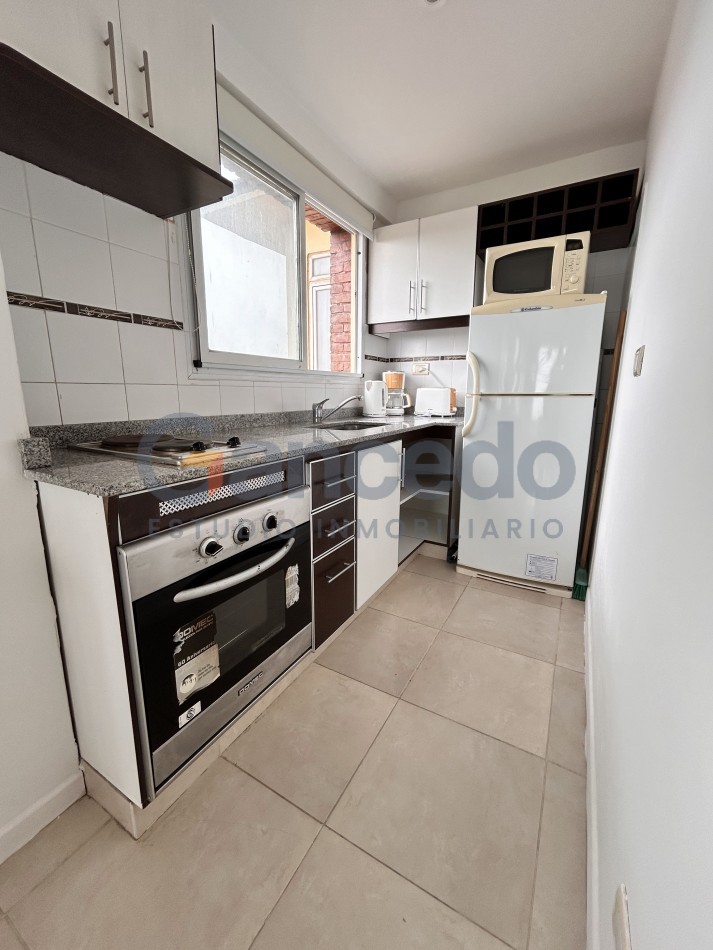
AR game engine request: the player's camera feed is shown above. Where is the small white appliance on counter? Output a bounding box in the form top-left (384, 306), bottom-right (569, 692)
top-left (363, 379), bottom-right (387, 416)
top-left (414, 388), bottom-right (456, 417)
top-left (457, 293), bottom-right (605, 592)
top-left (483, 231), bottom-right (590, 304)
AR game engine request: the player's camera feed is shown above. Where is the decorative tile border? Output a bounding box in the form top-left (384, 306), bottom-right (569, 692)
top-left (364, 353), bottom-right (466, 363)
top-left (7, 291), bottom-right (182, 331)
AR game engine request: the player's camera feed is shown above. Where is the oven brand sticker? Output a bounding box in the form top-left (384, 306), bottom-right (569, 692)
top-left (174, 611), bottom-right (220, 702)
top-left (178, 701), bottom-right (201, 728)
top-left (285, 564), bottom-right (300, 608)
top-left (525, 554), bottom-right (558, 582)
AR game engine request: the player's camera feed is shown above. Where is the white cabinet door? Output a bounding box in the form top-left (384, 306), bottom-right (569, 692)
top-left (356, 440), bottom-right (402, 607)
top-left (417, 206), bottom-right (478, 319)
top-left (0, 0), bottom-right (127, 115)
top-left (119, 0), bottom-right (220, 171)
top-left (367, 221), bottom-right (418, 324)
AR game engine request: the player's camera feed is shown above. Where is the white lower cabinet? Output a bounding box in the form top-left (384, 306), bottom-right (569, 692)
top-left (356, 440), bottom-right (402, 608)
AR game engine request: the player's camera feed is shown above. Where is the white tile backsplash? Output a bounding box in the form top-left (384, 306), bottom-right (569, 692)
top-left (281, 385), bottom-right (306, 410)
top-left (26, 165), bottom-right (107, 240)
top-left (0, 153), bottom-right (29, 215)
top-left (104, 197), bottom-right (167, 259)
top-left (0, 209), bottom-right (41, 292)
top-left (219, 383), bottom-right (255, 415)
top-left (47, 312), bottom-right (124, 384)
top-left (119, 322), bottom-right (177, 385)
top-left (126, 384), bottom-right (180, 421)
top-left (34, 221), bottom-right (116, 308)
top-left (178, 384), bottom-right (221, 417)
top-left (22, 383), bottom-right (61, 426)
top-left (10, 307), bottom-right (54, 382)
top-left (57, 383), bottom-right (128, 424)
top-left (254, 385), bottom-right (283, 413)
top-left (110, 245), bottom-right (172, 319)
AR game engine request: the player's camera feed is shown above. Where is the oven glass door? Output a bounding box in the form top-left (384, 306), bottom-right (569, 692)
top-left (132, 523), bottom-right (311, 760)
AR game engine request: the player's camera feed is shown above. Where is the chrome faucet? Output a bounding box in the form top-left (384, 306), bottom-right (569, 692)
top-left (312, 394), bottom-right (363, 424)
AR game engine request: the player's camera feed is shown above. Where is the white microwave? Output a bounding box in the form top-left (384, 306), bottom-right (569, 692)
top-left (483, 231), bottom-right (590, 304)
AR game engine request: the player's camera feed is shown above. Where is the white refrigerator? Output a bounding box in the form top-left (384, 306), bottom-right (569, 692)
top-left (457, 294), bottom-right (605, 591)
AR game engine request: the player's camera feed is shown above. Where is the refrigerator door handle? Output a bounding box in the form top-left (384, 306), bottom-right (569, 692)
top-left (462, 350), bottom-right (482, 437)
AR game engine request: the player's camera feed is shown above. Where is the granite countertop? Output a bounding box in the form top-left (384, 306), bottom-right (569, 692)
top-left (24, 416), bottom-right (463, 497)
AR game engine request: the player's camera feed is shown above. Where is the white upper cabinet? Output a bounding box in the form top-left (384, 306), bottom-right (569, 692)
top-left (367, 208), bottom-right (478, 324)
top-left (417, 206), bottom-right (478, 320)
top-left (367, 220), bottom-right (419, 325)
top-left (119, 0), bottom-right (219, 171)
top-left (0, 0), bottom-right (220, 172)
top-left (0, 0), bottom-right (127, 115)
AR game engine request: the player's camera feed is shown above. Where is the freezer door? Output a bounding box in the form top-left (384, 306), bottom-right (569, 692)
top-left (467, 302), bottom-right (604, 394)
top-left (457, 394), bottom-right (596, 588)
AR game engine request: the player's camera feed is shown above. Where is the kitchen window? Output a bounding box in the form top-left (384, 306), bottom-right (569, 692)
top-left (190, 141), bottom-right (360, 375)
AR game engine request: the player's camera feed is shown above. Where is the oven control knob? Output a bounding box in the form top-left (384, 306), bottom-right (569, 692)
top-left (233, 522), bottom-right (251, 544)
top-left (199, 537), bottom-right (223, 559)
top-left (263, 512), bottom-right (278, 532)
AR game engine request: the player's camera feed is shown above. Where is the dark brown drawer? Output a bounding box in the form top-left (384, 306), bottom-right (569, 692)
top-left (313, 539), bottom-right (355, 649)
top-left (310, 452), bottom-right (355, 511)
top-left (312, 496), bottom-right (355, 560)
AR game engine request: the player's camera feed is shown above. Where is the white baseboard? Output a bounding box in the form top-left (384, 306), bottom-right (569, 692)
top-left (0, 770), bottom-right (85, 864)
top-left (584, 605), bottom-right (600, 950)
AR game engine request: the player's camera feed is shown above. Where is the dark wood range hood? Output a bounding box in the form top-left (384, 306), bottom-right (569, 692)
top-left (0, 43), bottom-right (232, 219)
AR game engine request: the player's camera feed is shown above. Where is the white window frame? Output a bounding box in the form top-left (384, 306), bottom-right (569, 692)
top-left (187, 136), bottom-right (364, 379)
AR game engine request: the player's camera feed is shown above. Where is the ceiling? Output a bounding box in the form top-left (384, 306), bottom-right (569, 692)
top-left (213, 0), bottom-right (677, 204)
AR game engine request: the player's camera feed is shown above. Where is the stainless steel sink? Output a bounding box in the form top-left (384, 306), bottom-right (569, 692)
top-left (316, 421), bottom-right (388, 431)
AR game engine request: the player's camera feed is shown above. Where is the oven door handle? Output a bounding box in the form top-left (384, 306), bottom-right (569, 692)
top-left (173, 537), bottom-right (296, 603)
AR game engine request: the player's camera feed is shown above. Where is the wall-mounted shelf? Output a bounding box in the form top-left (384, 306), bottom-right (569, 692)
top-left (477, 169), bottom-right (639, 259)
top-left (0, 43), bottom-right (232, 219)
top-left (368, 314), bottom-right (470, 335)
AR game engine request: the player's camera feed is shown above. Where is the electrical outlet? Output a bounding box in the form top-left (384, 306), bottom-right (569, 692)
top-left (612, 884), bottom-right (632, 950)
top-left (413, 362), bottom-right (430, 376)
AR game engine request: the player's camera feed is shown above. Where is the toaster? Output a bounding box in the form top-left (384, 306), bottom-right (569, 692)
top-left (414, 388), bottom-right (455, 417)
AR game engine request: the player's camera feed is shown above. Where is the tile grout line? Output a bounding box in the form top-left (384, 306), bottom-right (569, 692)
top-left (326, 826), bottom-right (520, 950)
top-left (6, 914), bottom-right (31, 950)
top-left (524, 760), bottom-right (553, 950)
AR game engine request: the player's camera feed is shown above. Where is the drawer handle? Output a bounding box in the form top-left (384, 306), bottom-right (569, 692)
top-left (325, 561), bottom-right (355, 584)
top-left (325, 519), bottom-right (355, 538)
top-left (324, 475), bottom-right (354, 489)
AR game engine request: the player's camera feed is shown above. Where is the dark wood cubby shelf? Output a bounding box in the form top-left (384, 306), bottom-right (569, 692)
top-left (0, 43), bottom-right (232, 219)
top-left (477, 169), bottom-right (639, 259)
top-left (369, 314), bottom-right (470, 335)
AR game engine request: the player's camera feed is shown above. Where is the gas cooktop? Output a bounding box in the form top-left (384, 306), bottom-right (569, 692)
top-left (70, 433), bottom-right (266, 467)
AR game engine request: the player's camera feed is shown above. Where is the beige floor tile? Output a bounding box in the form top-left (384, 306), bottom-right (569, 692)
top-left (403, 632), bottom-right (553, 756)
top-left (561, 597), bottom-right (585, 616)
top-left (404, 554), bottom-right (470, 587)
top-left (317, 607), bottom-right (438, 696)
top-left (469, 575), bottom-right (561, 608)
top-left (328, 702), bottom-right (544, 950)
top-left (223, 664), bottom-right (396, 821)
top-left (557, 612), bottom-right (585, 673)
top-left (443, 587), bottom-right (559, 663)
top-left (371, 570), bottom-right (465, 628)
top-left (0, 796), bottom-right (109, 911)
top-left (547, 667), bottom-right (586, 775)
top-left (253, 828), bottom-right (509, 950)
top-left (529, 764), bottom-right (586, 950)
top-left (10, 760), bottom-right (319, 950)
top-left (0, 917), bottom-right (25, 950)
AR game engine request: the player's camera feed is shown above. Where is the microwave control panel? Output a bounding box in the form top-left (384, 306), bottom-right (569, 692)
top-left (560, 232), bottom-right (590, 294)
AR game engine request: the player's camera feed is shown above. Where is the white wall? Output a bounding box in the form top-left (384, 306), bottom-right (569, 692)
top-left (396, 141), bottom-right (646, 222)
top-left (587, 0), bottom-right (713, 947)
top-left (0, 254), bottom-right (83, 863)
top-left (0, 154), bottom-right (363, 428)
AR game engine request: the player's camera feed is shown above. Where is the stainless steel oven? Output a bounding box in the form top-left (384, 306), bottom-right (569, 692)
top-left (117, 486), bottom-right (311, 798)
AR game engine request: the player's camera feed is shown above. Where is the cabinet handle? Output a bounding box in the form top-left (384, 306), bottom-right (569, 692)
top-left (420, 280), bottom-right (427, 313)
top-left (400, 448), bottom-right (406, 487)
top-left (325, 561), bottom-right (356, 584)
top-left (325, 519), bottom-right (355, 539)
top-left (324, 475), bottom-right (354, 489)
top-left (408, 281), bottom-right (416, 314)
top-left (138, 50), bottom-right (155, 128)
top-left (104, 22), bottom-right (119, 105)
